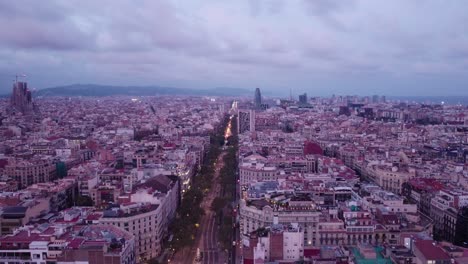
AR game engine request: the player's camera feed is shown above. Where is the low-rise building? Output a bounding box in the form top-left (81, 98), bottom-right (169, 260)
top-left (0, 220), bottom-right (135, 264)
top-left (242, 223), bottom-right (304, 263)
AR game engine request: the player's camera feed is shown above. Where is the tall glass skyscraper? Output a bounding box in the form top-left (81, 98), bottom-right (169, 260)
top-left (254, 87), bottom-right (262, 108)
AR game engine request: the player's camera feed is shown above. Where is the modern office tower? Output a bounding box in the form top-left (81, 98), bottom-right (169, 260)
top-left (372, 95), bottom-right (379, 103)
top-left (299, 93), bottom-right (307, 104)
top-left (339, 106), bottom-right (351, 116)
top-left (254, 87), bottom-right (262, 108)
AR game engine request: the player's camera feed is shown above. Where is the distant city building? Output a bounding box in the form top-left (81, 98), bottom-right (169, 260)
top-left (254, 87), bottom-right (262, 109)
top-left (372, 94), bottom-right (380, 103)
top-left (381, 95), bottom-right (386, 103)
top-left (339, 106), bottom-right (351, 116)
top-left (299, 93), bottom-right (308, 105)
top-left (363, 96), bottom-right (370, 104)
top-left (259, 103), bottom-right (269, 110)
top-left (9, 81), bottom-right (34, 114)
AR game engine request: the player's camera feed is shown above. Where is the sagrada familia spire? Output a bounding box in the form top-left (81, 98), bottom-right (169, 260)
top-left (10, 80), bottom-right (35, 114)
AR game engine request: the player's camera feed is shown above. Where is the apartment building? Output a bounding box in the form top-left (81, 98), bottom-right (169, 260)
top-left (5, 158), bottom-right (57, 189)
top-left (100, 203), bottom-right (164, 262)
top-left (242, 223), bottom-right (304, 263)
top-left (239, 198), bottom-right (321, 247)
top-left (0, 221), bottom-right (135, 264)
top-left (366, 165), bottom-right (415, 194)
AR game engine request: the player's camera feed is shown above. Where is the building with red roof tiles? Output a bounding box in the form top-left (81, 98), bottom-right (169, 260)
top-left (303, 141), bottom-right (324, 155)
top-left (413, 240), bottom-right (451, 264)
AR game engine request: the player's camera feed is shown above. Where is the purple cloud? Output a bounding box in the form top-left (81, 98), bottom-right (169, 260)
top-left (0, 0), bottom-right (467, 96)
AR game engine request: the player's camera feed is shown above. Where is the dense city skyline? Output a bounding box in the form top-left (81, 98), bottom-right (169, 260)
top-left (1, 84), bottom-right (467, 263)
top-left (1, 0), bottom-right (468, 96)
top-left (1, 2), bottom-right (468, 264)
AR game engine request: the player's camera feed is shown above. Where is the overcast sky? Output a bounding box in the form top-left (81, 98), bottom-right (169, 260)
top-left (1, 0), bottom-right (468, 96)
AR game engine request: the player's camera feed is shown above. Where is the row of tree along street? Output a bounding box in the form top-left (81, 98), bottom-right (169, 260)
top-left (168, 115), bottom-right (229, 251)
top-left (211, 115), bottom-right (238, 250)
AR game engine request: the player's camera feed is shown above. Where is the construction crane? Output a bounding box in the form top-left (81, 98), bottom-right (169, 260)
top-left (15, 74), bottom-right (26, 83)
top-left (11, 74), bottom-right (39, 94)
top-left (0, 73), bottom-right (26, 83)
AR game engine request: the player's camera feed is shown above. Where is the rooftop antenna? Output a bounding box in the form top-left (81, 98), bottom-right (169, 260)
top-left (290, 88), bottom-right (292, 101)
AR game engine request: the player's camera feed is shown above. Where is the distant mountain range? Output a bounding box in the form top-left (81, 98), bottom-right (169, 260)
top-left (25, 84), bottom-right (254, 97)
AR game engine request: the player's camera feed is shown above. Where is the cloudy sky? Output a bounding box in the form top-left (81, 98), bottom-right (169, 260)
top-left (1, 0), bottom-right (468, 96)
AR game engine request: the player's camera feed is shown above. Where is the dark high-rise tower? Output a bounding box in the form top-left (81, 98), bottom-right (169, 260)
top-left (372, 95), bottom-right (379, 103)
top-left (10, 81), bottom-right (34, 114)
top-left (299, 93), bottom-right (307, 105)
top-left (254, 87), bottom-right (262, 108)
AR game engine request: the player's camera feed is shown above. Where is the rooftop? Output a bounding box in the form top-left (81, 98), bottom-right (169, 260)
top-left (102, 203), bottom-right (159, 218)
top-left (414, 240), bottom-right (450, 261)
